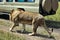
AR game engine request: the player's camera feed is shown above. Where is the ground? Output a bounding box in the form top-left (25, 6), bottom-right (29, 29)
top-left (0, 18), bottom-right (60, 40)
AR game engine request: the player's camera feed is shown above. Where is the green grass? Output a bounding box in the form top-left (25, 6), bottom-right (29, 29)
top-left (0, 30), bottom-right (25, 40)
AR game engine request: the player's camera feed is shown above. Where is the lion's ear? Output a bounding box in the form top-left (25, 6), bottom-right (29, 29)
top-left (10, 9), bottom-right (14, 14)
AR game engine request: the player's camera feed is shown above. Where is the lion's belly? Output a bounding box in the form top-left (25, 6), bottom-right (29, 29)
top-left (19, 14), bottom-right (33, 25)
top-left (20, 20), bottom-right (32, 25)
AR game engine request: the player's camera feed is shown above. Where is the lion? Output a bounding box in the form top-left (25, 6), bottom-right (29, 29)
top-left (9, 8), bottom-right (53, 37)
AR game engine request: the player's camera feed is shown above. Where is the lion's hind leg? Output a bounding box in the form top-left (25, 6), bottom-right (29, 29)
top-left (29, 19), bottom-right (38, 36)
top-left (29, 24), bottom-right (38, 36)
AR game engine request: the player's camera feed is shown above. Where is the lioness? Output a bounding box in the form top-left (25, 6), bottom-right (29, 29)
top-left (9, 8), bottom-right (53, 37)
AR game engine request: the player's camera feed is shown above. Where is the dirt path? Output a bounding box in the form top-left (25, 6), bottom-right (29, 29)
top-left (0, 19), bottom-right (60, 40)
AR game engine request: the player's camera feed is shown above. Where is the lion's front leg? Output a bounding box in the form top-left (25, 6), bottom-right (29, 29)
top-left (9, 22), bottom-right (19, 32)
top-left (9, 24), bottom-right (16, 32)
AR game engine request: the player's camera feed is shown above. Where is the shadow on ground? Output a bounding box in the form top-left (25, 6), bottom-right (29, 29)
top-left (16, 30), bottom-right (31, 34)
top-left (16, 30), bottom-right (55, 40)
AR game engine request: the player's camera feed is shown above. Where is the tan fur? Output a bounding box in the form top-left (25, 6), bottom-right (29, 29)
top-left (9, 8), bottom-right (52, 36)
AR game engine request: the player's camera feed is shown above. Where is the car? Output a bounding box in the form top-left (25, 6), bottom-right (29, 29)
top-left (0, 0), bottom-right (39, 13)
top-left (0, 0), bottom-right (58, 16)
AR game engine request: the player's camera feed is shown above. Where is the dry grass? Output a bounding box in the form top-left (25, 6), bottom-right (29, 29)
top-left (0, 30), bottom-right (25, 40)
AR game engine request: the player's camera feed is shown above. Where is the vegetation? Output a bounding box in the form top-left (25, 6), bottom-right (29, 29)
top-left (0, 30), bottom-right (25, 40)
